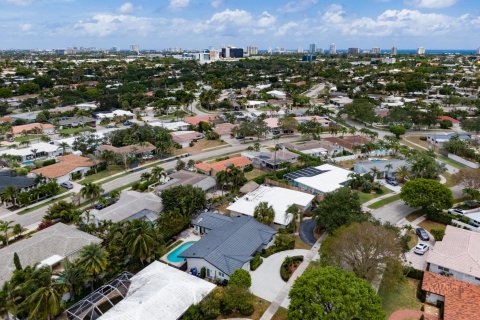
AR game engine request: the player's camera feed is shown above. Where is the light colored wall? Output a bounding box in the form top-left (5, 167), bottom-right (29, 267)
top-left (429, 263), bottom-right (480, 285)
top-left (185, 258), bottom-right (230, 280)
top-left (425, 292), bottom-right (444, 305)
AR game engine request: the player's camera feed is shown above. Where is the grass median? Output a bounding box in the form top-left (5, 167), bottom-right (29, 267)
top-left (367, 194), bottom-right (401, 210)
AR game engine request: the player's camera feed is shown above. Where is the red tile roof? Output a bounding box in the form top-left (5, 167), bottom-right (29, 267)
top-left (97, 142), bottom-right (156, 154)
top-left (11, 123), bottom-right (54, 135)
top-left (437, 116), bottom-right (460, 124)
top-left (195, 156), bottom-right (252, 174)
top-left (184, 115), bottom-right (217, 126)
top-left (31, 154), bottom-right (94, 179)
top-left (422, 272), bottom-right (480, 320)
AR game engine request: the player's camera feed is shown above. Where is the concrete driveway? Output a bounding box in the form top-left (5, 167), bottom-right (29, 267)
top-left (250, 249), bottom-right (310, 308)
top-left (404, 229), bottom-right (436, 271)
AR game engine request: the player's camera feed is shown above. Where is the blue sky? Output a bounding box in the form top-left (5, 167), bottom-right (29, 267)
top-left (1, 0), bottom-right (479, 49)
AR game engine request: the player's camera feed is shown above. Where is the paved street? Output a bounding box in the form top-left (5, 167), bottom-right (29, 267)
top-left (299, 219), bottom-right (316, 245)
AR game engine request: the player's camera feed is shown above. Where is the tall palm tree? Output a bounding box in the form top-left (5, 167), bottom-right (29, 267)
top-left (253, 202), bottom-right (275, 225)
top-left (58, 142), bottom-right (69, 155)
top-left (80, 182), bottom-right (103, 207)
top-left (395, 165), bottom-right (410, 183)
top-left (385, 163), bottom-right (393, 178)
top-left (370, 167), bottom-right (380, 180)
top-left (215, 170), bottom-right (228, 195)
top-left (1, 186), bottom-right (18, 207)
top-left (286, 204), bottom-right (299, 234)
top-left (100, 150), bottom-right (115, 166)
top-left (87, 154), bottom-right (98, 174)
top-left (124, 220), bottom-right (161, 265)
top-left (0, 220), bottom-right (14, 246)
top-left (26, 283), bottom-right (63, 320)
top-left (55, 259), bottom-right (85, 301)
top-left (151, 166), bottom-right (167, 181)
top-left (77, 243), bottom-right (108, 291)
top-left (30, 148), bottom-right (38, 160)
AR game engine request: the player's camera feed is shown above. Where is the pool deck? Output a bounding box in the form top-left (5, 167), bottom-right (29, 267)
top-left (159, 229), bottom-right (200, 268)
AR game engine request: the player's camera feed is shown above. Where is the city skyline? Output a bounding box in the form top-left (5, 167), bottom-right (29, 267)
top-left (1, 0), bottom-right (480, 49)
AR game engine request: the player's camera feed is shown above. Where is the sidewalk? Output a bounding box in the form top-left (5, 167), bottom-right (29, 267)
top-left (259, 233), bottom-right (326, 320)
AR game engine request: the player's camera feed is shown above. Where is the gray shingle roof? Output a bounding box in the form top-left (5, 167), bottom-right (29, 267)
top-left (0, 170), bottom-right (36, 192)
top-left (192, 212), bottom-right (233, 230)
top-left (180, 214), bottom-right (277, 276)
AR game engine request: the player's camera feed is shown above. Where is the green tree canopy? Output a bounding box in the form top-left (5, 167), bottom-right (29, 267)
top-left (343, 99), bottom-right (378, 124)
top-left (288, 266), bottom-right (385, 320)
top-left (400, 178), bottom-right (453, 212)
top-left (160, 185), bottom-right (206, 217)
top-left (253, 201), bottom-right (275, 225)
top-left (228, 269), bottom-right (251, 288)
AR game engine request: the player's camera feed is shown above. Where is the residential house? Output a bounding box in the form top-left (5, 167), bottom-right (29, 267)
top-left (170, 131), bottom-right (204, 148)
top-left (324, 136), bottom-right (370, 151)
top-left (426, 226), bottom-right (480, 286)
top-left (437, 116), bottom-right (460, 129)
top-left (427, 132), bottom-right (470, 147)
top-left (266, 90), bottom-right (287, 100)
top-left (0, 142), bottom-right (62, 165)
top-left (283, 140), bottom-right (343, 158)
top-left (354, 159), bottom-right (407, 178)
top-left (11, 122), bottom-right (55, 137)
top-left (422, 271), bottom-right (480, 320)
top-left (56, 116), bottom-right (96, 128)
top-left (149, 121), bottom-right (190, 131)
top-left (184, 115), bottom-right (217, 126)
top-left (330, 96), bottom-right (353, 107)
top-left (0, 223), bottom-right (102, 286)
top-left (96, 110), bottom-right (134, 120)
top-left (284, 164), bottom-right (352, 195)
top-left (180, 213), bottom-right (277, 280)
top-left (79, 261), bottom-right (215, 320)
top-left (96, 142), bottom-right (156, 157)
top-left (213, 123), bottom-right (236, 139)
top-left (0, 169), bottom-right (36, 194)
top-left (31, 154), bottom-right (95, 183)
top-left (155, 170), bottom-right (216, 194)
top-left (195, 156), bottom-right (252, 176)
top-left (227, 185), bottom-right (315, 226)
top-left (242, 149), bottom-right (299, 170)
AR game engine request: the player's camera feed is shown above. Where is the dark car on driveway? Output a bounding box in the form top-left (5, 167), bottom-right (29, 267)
top-left (94, 197), bottom-right (115, 210)
top-left (416, 227), bottom-right (430, 241)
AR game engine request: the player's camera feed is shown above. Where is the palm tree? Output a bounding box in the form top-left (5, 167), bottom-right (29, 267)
top-left (124, 220), bottom-right (161, 265)
top-left (100, 150), bottom-right (115, 165)
top-left (0, 220), bottom-right (13, 246)
top-left (151, 166), bottom-right (167, 181)
top-left (78, 243), bottom-right (108, 291)
top-left (396, 165), bottom-right (410, 183)
top-left (87, 154), bottom-right (98, 174)
top-left (253, 202), bottom-right (275, 225)
top-left (55, 259), bottom-right (85, 301)
top-left (109, 189), bottom-right (121, 201)
top-left (370, 167), bottom-right (380, 180)
top-left (215, 170), bottom-right (228, 195)
top-left (80, 182), bottom-right (103, 207)
top-left (58, 142), bottom-right (69, 155)
top-left (228, 166), bottom-right (246, 190)
top-left (30, 148), bottom-right (38, 160)
top-left (286, 204), bottom-right (299, 234)
top-left (26, 283), bottom-right (63, 320)
top-left (140, 172), bottom-right (151, 181)
top-left (385, 163), bottom-right (393, 178)
top-left (1, 186), bottom-right (18, 207)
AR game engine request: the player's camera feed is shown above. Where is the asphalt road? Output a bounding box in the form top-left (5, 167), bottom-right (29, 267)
top-left (299, 219), bottom-right (316, 246)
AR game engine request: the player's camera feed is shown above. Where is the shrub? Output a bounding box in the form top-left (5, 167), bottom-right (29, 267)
top-left (430, 228), bottom-right (445, 241)
top-left (243, 164), bottom-right (254, 173)
top-left (16, 168), bottom-right (29, 175)
top-left (131, 181), bottom-right (140, 190)
top-left (42, 159), bottom-right (56, 167)
top-left (229, 269), bottom-right (251, 288)
top-left (404, 266), bottom-right (424, 280)
top-left (250, 254), bottom-right (263, 271)
top-left (426, 211), bottom-right (453, 225)
top-left (400, 234), bottom-right (412, 253)
top-left (200, 267), bottom-right (206, 279)
top-left (265, 234), bottom-right (295, 256)
top-left (239, 302), bottom-right (254, 316)
top-left (280, 256), bottom-right (304, 281)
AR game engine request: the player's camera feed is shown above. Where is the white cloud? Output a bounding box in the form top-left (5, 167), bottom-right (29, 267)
top-left (279, 0), bottom-right (317, 13)
top-left (74, 14), bottom-right (153, 37)
top-left (406, 0), bottom-right (457, 8)
top-left (6, 0), bottom-right (32, 5)
top-left (118, 2), bottom-right (135, 14)
top-left (211, 0), bottom-right (222, 8)
top-left (258, 11), bottom-right (276, 28)
top-left (322, 4), bottom-right (345, 24)
top-left (169, 0), bottom-right (190, 10)
top-left (20, 23), bottom-right (32, 31)
top-left (275, 21), bottom-right (299, 36)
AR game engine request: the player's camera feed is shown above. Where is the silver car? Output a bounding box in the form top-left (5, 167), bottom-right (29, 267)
top-left (414, 243), bottom-right (429, 255)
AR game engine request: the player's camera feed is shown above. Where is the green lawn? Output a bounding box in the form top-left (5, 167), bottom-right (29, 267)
top-left (378, 278), bottom-right (423, 317)
top-left (59, 127), bottom-right (94, 135)
top-left (272, 307), bottom-right (288, 320)
top-left (438, 155), bottom-right (466, 169)
top-left (406, 210), bottom-right (424, 222)
top-left (367, 194), bottom-right (401, 209)
top-left (14, 135), bottom-right (45, 143)
top-left (418, 219), bottom-right (447, 233)
top-left (357, 186), bottom-right (391, 204)
top-left (80, 165), bottom-right (124, 184)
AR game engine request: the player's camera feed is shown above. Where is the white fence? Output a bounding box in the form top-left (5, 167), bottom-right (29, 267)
top-left (447, 154), bottom-right (479, 169)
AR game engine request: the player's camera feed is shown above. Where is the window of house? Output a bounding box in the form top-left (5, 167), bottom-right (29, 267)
top-left (438, 266), bottom-right (450, 272)
top-left (206, 268), bottom-right (211, 277)
top-left (218, 272), bottom-right (224, 277)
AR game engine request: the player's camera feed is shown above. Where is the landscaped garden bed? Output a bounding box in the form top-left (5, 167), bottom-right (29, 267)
top-left (280, 255), bottom-right (304, 282)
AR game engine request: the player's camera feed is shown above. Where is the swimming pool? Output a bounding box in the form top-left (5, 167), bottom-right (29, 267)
top-left (166, 241), bottom-right (196, 263)
top-left (22, 161), bottom-right (35, 166)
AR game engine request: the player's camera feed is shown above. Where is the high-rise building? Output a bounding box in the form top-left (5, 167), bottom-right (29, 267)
top-left (309, 43), bottom-right (316, 53)
top-left (391, 46), bottom-right (398, 56)
top-left (417, 47), bottom-right (426, 55)
top-left (477, 47), bottom-right (480, 55)
top-left (371, 47), bottom-right (381, 55)
top-left (221, 46), bottom-right (243, 58)
top-left (246, 46), bottom-right (258, 55)
top-left (329, 43), bottom-right (336, 55)
top-left (348, 47), bottom-right (361, 55)
top-left (297, 48), bottom-right (304, 53)
top-left (129, 44), bottom-right (140, 54)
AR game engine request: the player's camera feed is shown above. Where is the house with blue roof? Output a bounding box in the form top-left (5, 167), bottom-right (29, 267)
top-left (180, 212), bottom-right (277, 280)
top-left (427, 132), bottom-right (471, 147)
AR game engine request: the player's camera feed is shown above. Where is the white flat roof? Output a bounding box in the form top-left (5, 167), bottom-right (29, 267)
top-left (97, 110), bottom-right (134, 119)
top-left (149, 121), bottom-right (189, 131)
top-left (294, 164), bottom-right (352, 194)
top-left (39, 254), bottom-right (64, 267)
top-left (0, 142), bottom-right (59, 157)
top-left (99, 261), bottom-right (216, 320)
top-left (227, 185), bottom-right (314, 225)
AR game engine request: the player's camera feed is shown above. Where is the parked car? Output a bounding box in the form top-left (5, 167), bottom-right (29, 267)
top-left (415, 227), bottom-right (430, 241)
top-left (386, 179), bottom-right (399, 186)
top-left (60, 181), bottom-right (74, 189)
top-left (448, 208), bottom-right (465, 215)
top-left (94, 197), bottom-right (115, 210)
top-left (142, 154), bottom-right (154, 160)
top-left (414, 243), bottom-right (429, 255)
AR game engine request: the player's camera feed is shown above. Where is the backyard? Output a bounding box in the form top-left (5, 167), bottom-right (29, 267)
top-left (378, 278), bottom-right (423, 318)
